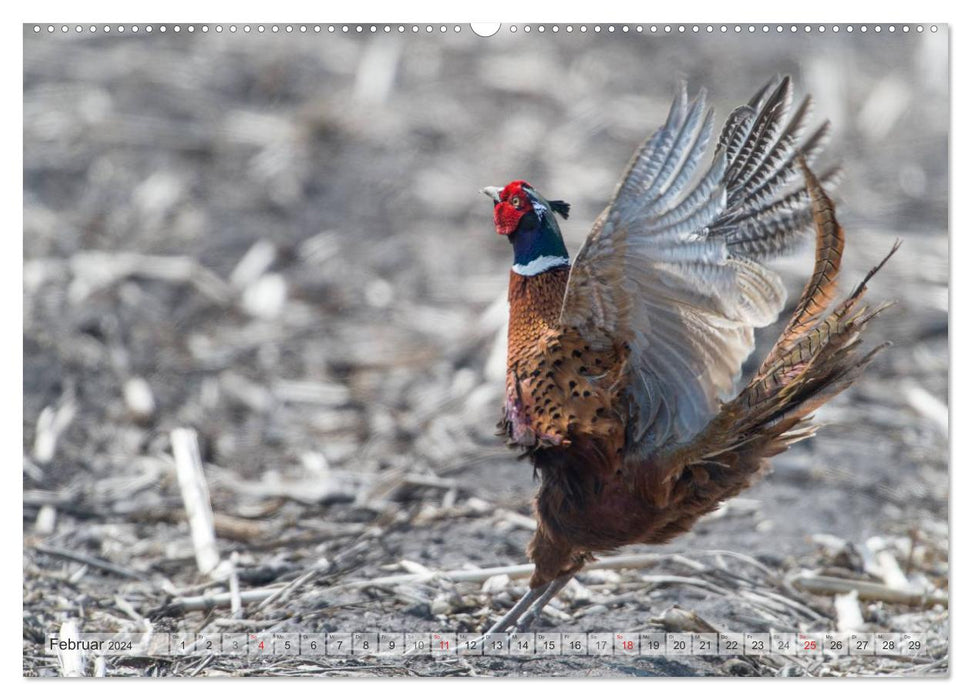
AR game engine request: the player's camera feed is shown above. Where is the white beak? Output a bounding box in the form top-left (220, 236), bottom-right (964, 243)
top-left (480, 186), bottom-right (502, 203)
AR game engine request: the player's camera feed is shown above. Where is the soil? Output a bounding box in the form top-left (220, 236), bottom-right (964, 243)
top-left (23, 24), bottom-right (949, 677)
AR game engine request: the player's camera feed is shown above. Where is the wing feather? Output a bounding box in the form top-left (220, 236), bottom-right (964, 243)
top-left (559, 77), bottom-right (833, 454)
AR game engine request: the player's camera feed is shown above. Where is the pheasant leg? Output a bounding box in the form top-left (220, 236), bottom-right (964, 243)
top-left (485, 573), bottom-right (574, 633)
top-left (484, 581), bottom-right (551, 634)
top-left (514, 573), bottom-right (574, 630)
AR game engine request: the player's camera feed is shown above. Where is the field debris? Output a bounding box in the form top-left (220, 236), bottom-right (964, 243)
top-left (23, 28), bottom-right (947, 677)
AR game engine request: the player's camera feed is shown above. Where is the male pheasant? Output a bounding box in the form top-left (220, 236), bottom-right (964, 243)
top-left (480, 77), bottom-right (896, 632)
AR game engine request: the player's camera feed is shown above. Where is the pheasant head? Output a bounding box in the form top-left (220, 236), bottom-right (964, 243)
top-left (482, 180), bottom-right (572, 276)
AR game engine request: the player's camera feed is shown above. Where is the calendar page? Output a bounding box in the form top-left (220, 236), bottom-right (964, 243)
top-left (23, 15), bottom-right (949, 680)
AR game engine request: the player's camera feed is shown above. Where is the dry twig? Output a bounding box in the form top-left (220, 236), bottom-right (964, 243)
top-left (171, 428), bottom-right (220, 575)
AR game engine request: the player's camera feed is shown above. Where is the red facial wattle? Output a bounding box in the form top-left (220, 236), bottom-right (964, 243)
top-left (493, 180), bottom-right (534, 236)
top-left (494, 202), bottom-right (525, 236)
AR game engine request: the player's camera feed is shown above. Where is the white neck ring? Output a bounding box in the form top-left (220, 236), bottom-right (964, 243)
top-left (511, 255), bottom-right (570, 277)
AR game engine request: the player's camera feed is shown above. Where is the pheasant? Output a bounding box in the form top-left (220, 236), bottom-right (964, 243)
top-left (480, 77), bottom-right (897, 632)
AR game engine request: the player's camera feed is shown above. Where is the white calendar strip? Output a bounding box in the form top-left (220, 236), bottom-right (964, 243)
top-left (45, 632), bottom-right (930, 658)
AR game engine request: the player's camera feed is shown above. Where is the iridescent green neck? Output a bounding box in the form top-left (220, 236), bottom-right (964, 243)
top-left (510, 209), bottom-right (569, 275)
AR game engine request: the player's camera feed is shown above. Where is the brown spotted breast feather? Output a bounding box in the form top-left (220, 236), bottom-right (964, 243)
top-left (501, 266), bottom-right (628, 452)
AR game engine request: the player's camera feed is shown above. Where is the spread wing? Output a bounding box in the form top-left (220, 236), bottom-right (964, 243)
top-left (559, 77), bottom-right (837, 456)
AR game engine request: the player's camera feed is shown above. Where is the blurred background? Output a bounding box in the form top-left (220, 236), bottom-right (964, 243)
top-left (23, 25), bottom-right (948, 677)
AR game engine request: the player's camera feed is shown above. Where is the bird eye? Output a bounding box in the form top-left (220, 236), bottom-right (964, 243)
top-left (510, 196), bottom-right (522, 208)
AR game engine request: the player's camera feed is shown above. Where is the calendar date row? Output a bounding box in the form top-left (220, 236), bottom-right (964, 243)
top-left (46, 632), bottom-right (928, 658)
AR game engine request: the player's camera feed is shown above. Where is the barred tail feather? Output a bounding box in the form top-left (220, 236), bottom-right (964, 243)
top-left (758, 156), bottom-right (845, 373)
top-left (649, 165), bottom-right (896, 500)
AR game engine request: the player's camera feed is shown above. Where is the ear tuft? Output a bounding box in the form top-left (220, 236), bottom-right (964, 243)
top-left (549, 200), bottom-right (571, 219)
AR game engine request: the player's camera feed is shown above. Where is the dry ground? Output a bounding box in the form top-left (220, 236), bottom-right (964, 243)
top-left (23, 24), bottom-right (948, 677)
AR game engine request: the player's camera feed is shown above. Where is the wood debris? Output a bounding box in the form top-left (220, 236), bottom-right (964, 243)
top-left (23, 30), bottom-right (947, 678)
